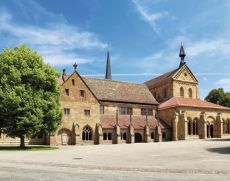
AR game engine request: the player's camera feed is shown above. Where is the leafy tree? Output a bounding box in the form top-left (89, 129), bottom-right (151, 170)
top-left (205, 88), bottom-right (230, 108)
top-left (0, 45), bottom-right (62, 147)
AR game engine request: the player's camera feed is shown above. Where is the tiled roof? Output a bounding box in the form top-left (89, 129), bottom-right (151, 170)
top-left (100, 114), bottom-right (170, 129)
top-left (145, 68), bottom-right (179, 89)
top-left (159, 97), bottom-right (230, 111)
top-left (83, 77), bottom-right (158, 105)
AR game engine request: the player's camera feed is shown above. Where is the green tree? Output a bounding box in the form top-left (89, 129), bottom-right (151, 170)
top-left (0, 45), bottom-right (62, 147)
top-left (205, 88), bottom-right (230, 108)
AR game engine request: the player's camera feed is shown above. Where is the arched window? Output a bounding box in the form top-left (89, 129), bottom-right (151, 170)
top-left (189, 88), bottom-right (192, 98)
top-left (193, 121), bottom-right (196, 135)
top-left (151, 132), bottom-right (154, 139)
top-left (82, 126), bottom-right (92, 140)
top-left (103, 133), bottom-right (107, 140)
top-left (180, 87), bottom-right (184, 97)
top-left (123, 133), bottom-right (127, 140)
top-left (108, 133), bottom-right (112, 140)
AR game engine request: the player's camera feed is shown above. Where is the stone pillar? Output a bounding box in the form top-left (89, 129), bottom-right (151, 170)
top-left (145, 125), bottom-right (151, 143)
top-left (173, 112), bottom-right (179, 141)
top-left (180, 111), bottom-right (187, 140)
top-left (199, 112), bottom-right (207, 139)
top-left (96, 123), bottom-right (103, 144)
top-left (155, 125), bottom-right (162, 142)
top-left (215, 113), bottom-right (223, 138)
top-left (73, 122), bottom-right (80, 145)
top-left (114, 124), bottom-right (121, 144)
top-left (129, 125), bottom-right (135, 143)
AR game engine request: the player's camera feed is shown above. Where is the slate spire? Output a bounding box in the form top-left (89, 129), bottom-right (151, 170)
top-left (105, 48), bottom-right (111, 79)
top-left (179, 43), bottom-right (186, 67)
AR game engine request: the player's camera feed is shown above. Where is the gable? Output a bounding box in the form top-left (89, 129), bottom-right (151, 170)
top-left (172, 65), bottom-right (198, 83)
top-left (60, 71), bottom-right (99, 103)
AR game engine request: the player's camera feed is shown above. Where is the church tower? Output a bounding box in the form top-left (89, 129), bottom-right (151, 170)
top-left (105, 49), bottom-right (111, 79)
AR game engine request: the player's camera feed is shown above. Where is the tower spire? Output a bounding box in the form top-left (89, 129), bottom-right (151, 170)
top-left (179, 42), bottom-right (186, 67)
top-left (105, 47), bottom-right (111, 79)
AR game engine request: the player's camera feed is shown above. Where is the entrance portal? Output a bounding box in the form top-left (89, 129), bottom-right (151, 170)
top-left (134, 133), bottom-right (142, 143)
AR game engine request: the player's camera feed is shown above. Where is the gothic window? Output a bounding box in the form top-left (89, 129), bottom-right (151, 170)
top-left (103, 133), bottom-right (107, 140)
top-left (151, 132), bottom-right (154, 139)
top-left (180, 87), bottom-right (184, 97)
top-left (189, 88), bottom-right (192, 98)
top-left (108, 133), bottom-right (112, 140)
top-left (82, 126), bottom-right (92, 140)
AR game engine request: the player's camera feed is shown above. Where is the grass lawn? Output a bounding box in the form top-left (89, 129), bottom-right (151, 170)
top-left (0, 146), bottom-right (58, 151)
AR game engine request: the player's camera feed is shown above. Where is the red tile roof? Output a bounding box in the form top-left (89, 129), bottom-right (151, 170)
top-left (159, 97), bottom-right (230, 110)
top-left (83, 77), bottom-right (158, 105)
top-left (100, 114), bottom-right (169, 129)
top-left (145, 68), bottom-right (179, 89)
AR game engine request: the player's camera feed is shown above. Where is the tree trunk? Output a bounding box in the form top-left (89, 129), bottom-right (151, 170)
top-left (20, 136), bottom-right (25, 148)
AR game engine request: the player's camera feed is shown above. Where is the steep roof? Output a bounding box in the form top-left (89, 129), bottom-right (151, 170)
top-left (100, 115), bottom-right (170, 129)
top-left (83, 77), bottom-right (158, 105)
top-left (145, 68), bottom-right (179, 89)
top-left (159, 97), bottom-right (230, 111)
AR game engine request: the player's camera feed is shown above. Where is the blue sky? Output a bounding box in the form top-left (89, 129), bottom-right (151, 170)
top-left (0, 0), bottom-right (230, 99)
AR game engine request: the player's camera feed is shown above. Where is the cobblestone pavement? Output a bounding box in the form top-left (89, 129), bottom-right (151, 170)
top-left (0, 139), bottom-right (230, 180)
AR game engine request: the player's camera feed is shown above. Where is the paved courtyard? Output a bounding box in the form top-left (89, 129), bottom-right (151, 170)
top-left (0, 139), bottom-right (230, 181)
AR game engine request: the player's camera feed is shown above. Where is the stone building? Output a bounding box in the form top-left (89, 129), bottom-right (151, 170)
top-left (1, 45), bottom-right (230, 145)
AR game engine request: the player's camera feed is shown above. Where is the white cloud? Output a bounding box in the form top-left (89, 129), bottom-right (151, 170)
top-left (0, 2), bottom-right (107, 66)
top-left (216, 79), bottom-right (230, 91)
top-left (132, 0), bottom-right (168, 34)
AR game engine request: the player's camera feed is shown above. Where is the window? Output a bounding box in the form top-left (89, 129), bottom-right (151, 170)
top-left (72, 79), bottom-right (75, 86)
top-left (180, 87), bottom-right (184, 97)
top-left (65, 89), bottom-right (69, 96)
top-left (189, 88), bottom-right (192, 98)
top-left (108, 133), bottom-right (112, 140)
top-left (163, 88), bottom-right (167, 98)
top-left (100, 105), bottom-right (104, 114)
top-left (103, 133), bottom-right (107, 140)
top-left (119, 107), bottom-right (133, 115)
top-left (141, 108), bottom-right (153, 116)
top-left (151, 132), bottom-right (154, 139)
top-left (82, 126), bottom-right (92, 140)
top-left (80, 90), bottom-right (85, 97)
top-left (64, 108), bottom-right (70, 115)
top-left (84, 110), bottom-right (90, 117)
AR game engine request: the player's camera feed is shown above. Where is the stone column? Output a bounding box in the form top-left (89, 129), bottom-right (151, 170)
top-left (155, 125), bottom-right (162, 142)
top-left (96, 123), bottom-right (103, 144)
top-left (73, 122), bottom-right (80, 145)
top-left (199, 112), bottom-right (207, 139)
top-left (114, 124), bottom-right (121, 144)
top-left (129, 125), bottom-right (135, 143)
top-left (215, 113), bottom-right (223, 138)
top-left (173, 112), bottom-right (179, 141)
top-left (145, 125), bottom-right (151, 143)
top-left (180, 111), bottom-right (187, 140)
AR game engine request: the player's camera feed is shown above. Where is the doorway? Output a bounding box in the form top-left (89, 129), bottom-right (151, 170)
top-left (135, 133), bottom-right (142, 143)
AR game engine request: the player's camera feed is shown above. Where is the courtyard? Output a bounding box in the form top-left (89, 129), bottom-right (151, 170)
top-left (0, 139), bottom-right (230, 180)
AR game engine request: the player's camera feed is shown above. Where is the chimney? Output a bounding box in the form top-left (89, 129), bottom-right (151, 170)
top-left (62, 69), bottom-right (67, 82)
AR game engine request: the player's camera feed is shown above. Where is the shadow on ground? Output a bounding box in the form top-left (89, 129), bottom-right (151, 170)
top-left (207, 146), bottom-right (230, 154)
top-left (205, 138), bottom-right (230, 141)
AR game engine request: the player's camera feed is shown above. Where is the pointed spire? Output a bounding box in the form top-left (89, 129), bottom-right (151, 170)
top-left (105, 47), bottom-right (111, 79)
top-left (179, 42), bottom-right (186, 67)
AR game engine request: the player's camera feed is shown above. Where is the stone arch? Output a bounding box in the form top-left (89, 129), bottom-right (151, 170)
top-left (134, 133), bottom-right (142, 143)
top-left (187, 117), bottom-right (193, 135)
top-left (206, 116), bottom-right (215, 138)
top-left (180, 87), bottom-right (184, 97)
top-left (193, 117), bottom-right (199, 135)
top-left (188, 88), bottom-right (192, 98)
top-left (58, 128), bottom-right (73, 145)
top-left (82, 125), bottom-right (93, 141)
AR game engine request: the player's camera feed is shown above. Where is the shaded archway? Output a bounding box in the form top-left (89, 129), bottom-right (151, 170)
top-left (58, 128), bottom-right (72, 145)
top-left (134, 133), bottom-right (142, 143)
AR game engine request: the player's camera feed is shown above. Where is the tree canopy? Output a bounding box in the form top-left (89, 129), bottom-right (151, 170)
top-left (205, 88), bottom-right (230, 108)
top-left (0, 45), bottom-right (62, 147)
